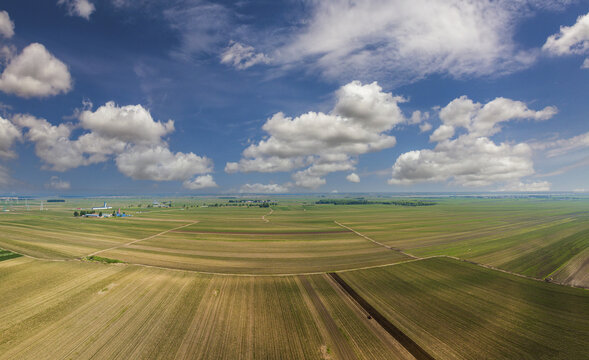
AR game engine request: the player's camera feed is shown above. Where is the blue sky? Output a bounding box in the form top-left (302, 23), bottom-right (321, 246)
top-left (0, 0), bottom-right (588, 195)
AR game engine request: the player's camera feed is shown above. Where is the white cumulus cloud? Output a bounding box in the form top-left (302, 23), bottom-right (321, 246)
top-left (79, 101), bottom-right (174, 144)
top-left (221, 41), bottom-right (270, 70)
top-left (13, 102), bottom-right (215, 185)
top-left (57, 0), bottom-right (96, 20)
top-left (389, 96), bottom-right (557, 188)
top-left (183, 174), bottom-right (217, 190)
top-left (228, 81), bottom-right (417, 188)
top-left (115, 146), bottom-right (212, 181)
top-left (239, 183), bottom-right (290, 193)
top-left (346, 173), bottom-right (360, 183)
top-left (543, 12), bottom-right (589, 56)
top-left (0, 10), bottom-right (15, 38)
top-left (0, 43), bottom-right (72, 98)
top-left (419, 122), bottom-right (432, 133)
top-left (0, 115), bottom-right (21, 159)
top-left (46, 176), bottom-right (70, 190)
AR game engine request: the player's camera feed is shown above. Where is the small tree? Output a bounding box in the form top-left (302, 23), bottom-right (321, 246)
top-left (99, 211), bottom-right (103, 217)
top-left (73, 211), bottom-right (79, 217)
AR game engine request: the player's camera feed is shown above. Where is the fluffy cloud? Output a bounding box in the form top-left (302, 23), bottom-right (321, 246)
top-left (12, 114), bottom-right (103, 171)
top-left (346, 173), bottom-right (360, 183)
top-left (116, 146), bottom-right (212, 181)
top-left (46, 176), bottom-right (70, 190)
top-left (389, 96), bottom-right (557, 188)
top-left (14, 102), bottom-right (215, 185)
top-left (0, 43), bottom-right (72, 98)
top-left (0, 11), bottom-right (15, 38)
top-left (228, 81), bottom-right (416, 188)
top-left (239, 183), bottom-right (289, 193)
top-left (221, 42), bottom-right (270, 70)
top-left (0, 115), bottom-right (21, 159)
top-left (436, 96), bottom-right (556, 138)
top-left (419, 122), bottom-right (432, 133)
top-left (273, 0), bottom-right (549, 83)
top-left (390, 137), bottom-right (535, 187)
top-left (79, 101), bottom-right (174, 144)
top-left (543, 12), bottom-right (589, 56)
top-left (182, 174), bottom-right (217, 190)
top-left (57, 0), bottom-right (95, 20)
top-left (583, 58), bottom-right (589, 69)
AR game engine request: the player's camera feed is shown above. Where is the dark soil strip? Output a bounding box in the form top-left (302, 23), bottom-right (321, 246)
top-left (171, 230), bottom-right (351, 236)
top-left (328, 273), bottom-right (435, 360)
top-left (299, 276), bottom-right (357, 360)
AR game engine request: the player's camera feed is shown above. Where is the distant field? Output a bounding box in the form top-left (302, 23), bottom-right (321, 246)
top-left (338, 257), bottom-right (589, 359)
top-left (0, 196), bottom-right (588, 359)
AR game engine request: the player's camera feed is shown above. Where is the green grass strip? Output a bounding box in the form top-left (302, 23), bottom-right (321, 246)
top-left (85, 255), bottom-right (125, 264)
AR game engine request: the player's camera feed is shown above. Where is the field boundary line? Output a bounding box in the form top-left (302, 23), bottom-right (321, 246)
top-left (334, 221), bottom-right (419, 259)
top-left (85, 221), bottom-right (199, 258)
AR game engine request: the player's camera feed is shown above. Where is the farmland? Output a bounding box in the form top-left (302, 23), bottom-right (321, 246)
top-left (0, 196), bottom-right (588, 359)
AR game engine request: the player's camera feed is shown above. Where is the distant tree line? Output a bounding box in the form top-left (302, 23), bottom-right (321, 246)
top-left (316, 199), bottom-right (437, 206)
top-left (74, 210), bottom-right (96, 216)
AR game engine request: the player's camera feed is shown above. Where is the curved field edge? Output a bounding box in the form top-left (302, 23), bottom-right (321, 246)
top-left (337, 257), bottom-right (589, 359)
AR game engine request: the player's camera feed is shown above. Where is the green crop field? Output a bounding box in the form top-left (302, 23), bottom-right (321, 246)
top-left (338, 257), bottom-right (589, 359)
top-left (0, 196), bottom-right (587, 359)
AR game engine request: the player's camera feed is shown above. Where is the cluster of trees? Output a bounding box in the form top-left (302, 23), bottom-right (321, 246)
top-left (74, 210), bottom-right (95, 217)
top-left (316, 199), bottom-right (437, 206)
top-left (74, 210), bottom-right (113, 217)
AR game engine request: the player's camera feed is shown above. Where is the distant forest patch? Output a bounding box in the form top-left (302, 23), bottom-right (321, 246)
top-left (316, 199), bottom-right (437, 206)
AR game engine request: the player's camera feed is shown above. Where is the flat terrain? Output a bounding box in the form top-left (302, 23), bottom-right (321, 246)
top-left (0, 257), bottom-right (411, 360)
top-left (339, 257), bottom-right (589, 359)
top-left (0, 197), bottom-right (587, 359)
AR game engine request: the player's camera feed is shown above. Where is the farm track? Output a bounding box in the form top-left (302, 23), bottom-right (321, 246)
top-left (328, 272), bottom-right (433, 360)
top-left (85, 221), bottom-right (199, 258)
top-left (262, 208), bottom-right (274, 222)
top-left (334, 221), bottom-right (419, 259)
top-left (298, 276), bottom-right (358, 360)
top-left (170, 230), bottom-right (351, 236)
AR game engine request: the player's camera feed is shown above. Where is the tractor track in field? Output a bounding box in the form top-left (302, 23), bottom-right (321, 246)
top-left (328, 272), bottom-right (434, 360)
top-left (334, 221), bottom-right (419, 259)
top-left (298, 276), bottom-right (358, 360)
